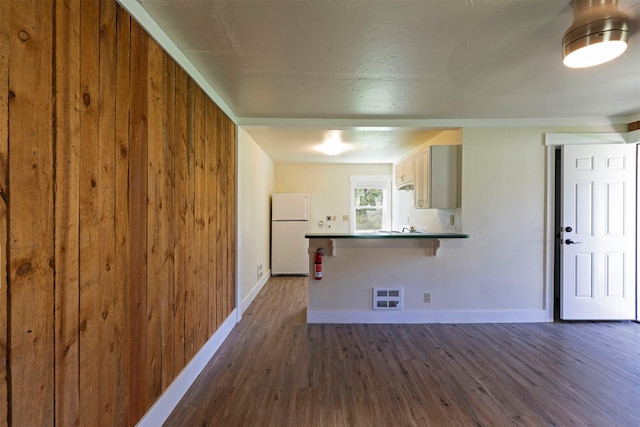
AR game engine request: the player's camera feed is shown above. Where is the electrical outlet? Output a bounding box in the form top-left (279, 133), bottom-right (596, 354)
top-left (342, 214), bottom-right (349, 221)
top-left (424, 292), bottom-right (432, 303)
top-left (332, 215), bottom-right (336, 221)
top-left (449, 215), bottom-right (455, 226)
top-left (257, 264), bottom-right (263, 281)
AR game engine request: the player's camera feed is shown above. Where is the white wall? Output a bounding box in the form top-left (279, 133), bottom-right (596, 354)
top-left (242, 124), bottom-right (625, 320)
top-left (304, 125), bottom-right (625, 321)
top-left (237, 129), bottom-right (274, 312)
top-left (458, 124), bottom-right (618, 311)
top-left (390, 126), bottom-right (560, 312)
top-left (420, 125), bottom-right (621, 313)
top-left (450, 127), bottom-right (547, 310)
top-left (274, 163), bottom-right (392, 233)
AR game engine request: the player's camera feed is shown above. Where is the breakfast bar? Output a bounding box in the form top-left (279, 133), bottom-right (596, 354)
top-left (305, 231), bottom-right (469, 323)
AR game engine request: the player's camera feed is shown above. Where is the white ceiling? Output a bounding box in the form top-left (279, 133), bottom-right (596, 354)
top-left (133, 0), bottom-right (640, 163)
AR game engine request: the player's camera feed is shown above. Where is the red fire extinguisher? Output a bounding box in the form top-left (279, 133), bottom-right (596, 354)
top-left (314, 248), bottom-right (324, 280)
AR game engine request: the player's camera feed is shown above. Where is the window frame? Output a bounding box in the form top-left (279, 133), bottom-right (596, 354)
top-left (349, 175), bottom-right (392, 233)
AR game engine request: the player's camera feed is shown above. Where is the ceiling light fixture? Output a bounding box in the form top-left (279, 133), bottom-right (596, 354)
top-left (320, 132), bottom-right (345, 156)
top-left (562, 0), bottom-right (629, 68)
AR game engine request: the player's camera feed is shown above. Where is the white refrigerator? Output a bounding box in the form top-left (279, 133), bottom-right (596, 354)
top-left (271, 193), bottom-right (310, 275)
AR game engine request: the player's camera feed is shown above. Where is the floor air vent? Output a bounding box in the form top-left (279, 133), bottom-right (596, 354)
top-left (373, 287), bottom-right (403, 311)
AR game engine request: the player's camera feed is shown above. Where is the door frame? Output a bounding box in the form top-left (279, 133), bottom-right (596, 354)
top-left (543, 131), bottom-right (639, 322)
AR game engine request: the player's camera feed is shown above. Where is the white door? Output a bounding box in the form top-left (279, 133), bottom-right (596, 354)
top-left (561, 144), bottom-right (636, 320)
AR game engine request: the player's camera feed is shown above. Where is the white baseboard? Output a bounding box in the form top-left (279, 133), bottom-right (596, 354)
top-left (307, 309), bottom-right (548, 324)
top-left (136, 308), bottom-right (238, 427)
top-left (241, 270), bottom-right (270, 314)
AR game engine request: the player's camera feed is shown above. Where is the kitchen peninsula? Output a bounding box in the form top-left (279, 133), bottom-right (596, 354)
top-left (305, 231), bottom-right (469, 324)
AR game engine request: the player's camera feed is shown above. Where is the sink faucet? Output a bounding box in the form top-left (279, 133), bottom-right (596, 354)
top-left (401, 226), bottom-right (416, 233)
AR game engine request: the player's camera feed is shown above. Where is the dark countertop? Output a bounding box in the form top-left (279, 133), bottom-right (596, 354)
top-left (305, 231), bottom-right (469, 239)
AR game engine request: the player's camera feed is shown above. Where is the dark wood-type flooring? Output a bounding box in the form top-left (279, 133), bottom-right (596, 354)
top-left (165, 277), bottom-right (640, 427)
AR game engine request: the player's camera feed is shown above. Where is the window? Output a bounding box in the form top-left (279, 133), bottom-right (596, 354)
top-left (350, 175), bottom-right (392, 232)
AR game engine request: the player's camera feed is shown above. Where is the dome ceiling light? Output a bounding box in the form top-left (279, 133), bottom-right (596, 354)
top-left (319, 131), bottom-right (345, 156)
top-left (562, 0), bottom-right (629, 68)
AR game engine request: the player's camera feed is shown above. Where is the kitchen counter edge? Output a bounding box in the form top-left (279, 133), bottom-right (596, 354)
top-left (305, 232), bottom-right (469, 239)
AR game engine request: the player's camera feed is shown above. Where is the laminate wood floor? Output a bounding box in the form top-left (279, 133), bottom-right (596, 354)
top-left (165, 277), bottom-right (640, 427)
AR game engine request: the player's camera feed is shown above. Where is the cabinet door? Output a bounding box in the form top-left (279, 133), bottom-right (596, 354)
top-left (394, 162), bottom-right (404, 185)
top-left (395, 157), bottom-right (415, 186)
top-left (430, 145), bottom-right (460, 208)
top-left (414, 150), bottom-right (430, 208)
top-left (414, 145), bottom-right (460, 209)
top-left (401, 156), bottom-right (414, 183)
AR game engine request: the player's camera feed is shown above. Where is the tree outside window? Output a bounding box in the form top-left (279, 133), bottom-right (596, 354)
top-left (354, 188), bottom-right (384, 231)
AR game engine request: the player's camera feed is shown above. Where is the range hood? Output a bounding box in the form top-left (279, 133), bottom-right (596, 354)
top-left (397, 182), bottom-right (414, 191)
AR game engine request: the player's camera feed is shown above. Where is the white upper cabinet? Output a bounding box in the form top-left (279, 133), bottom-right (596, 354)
top-left (394, 156), bottom-right (415, 188)
top-left (414, 145), bottom-right (461, 209)
top-left (413, 149), bottom-right (429, 208)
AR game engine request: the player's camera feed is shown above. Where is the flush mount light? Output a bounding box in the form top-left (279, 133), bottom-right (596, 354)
top-left (562, 0), bottom-right (629, 68)
top-left (320, 132), bottom-right (345, 156)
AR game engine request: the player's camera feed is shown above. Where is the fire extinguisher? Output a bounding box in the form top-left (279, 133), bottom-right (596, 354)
top-left (314, 248), bottom-right (324, 280)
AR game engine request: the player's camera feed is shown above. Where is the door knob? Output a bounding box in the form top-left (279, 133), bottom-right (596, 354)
top-left (564, 239), bottom-right (581, 245)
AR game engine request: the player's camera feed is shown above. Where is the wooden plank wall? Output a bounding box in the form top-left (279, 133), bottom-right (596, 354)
top-left (0, 0), bottom-right (237, 425)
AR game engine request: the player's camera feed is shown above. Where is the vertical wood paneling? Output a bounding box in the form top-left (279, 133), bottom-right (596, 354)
top-left (95, 0), bottom-right (117, 423)
top-left (146, 37), bottom-right (164, 404)
top-left (8, 0), bottom-right (55, 425)
top-left (162, 54), bottom-right (176, 387)
top-left (215, 106), bottom-right (226, 329)
top-left (183, 78), bottom-right (197, 362)
top-left (78, 0), bottom-right (118, 423)
top-left (206, 100), bottom-right (218, 332)
top-left (113, 6), bottom-right (131, 424)
top-left (227, 118), bottom-right (237, 317)
top-left (218, 106), bottom-right (236, 322)
top-left (194, 86), bottom-right (209, 350)
top-left (0, 0), bottom-right (8, 424)
top-left (77, 0), bottom-right (101, 421)
top-left (54, 0), bottom-right (81, 425)
top-left (127, 19), bottom-right (149, 424)
top-left (172, 65), bottom-right (189, 374)
top-left (2, 1), bottom-right (237, 424)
